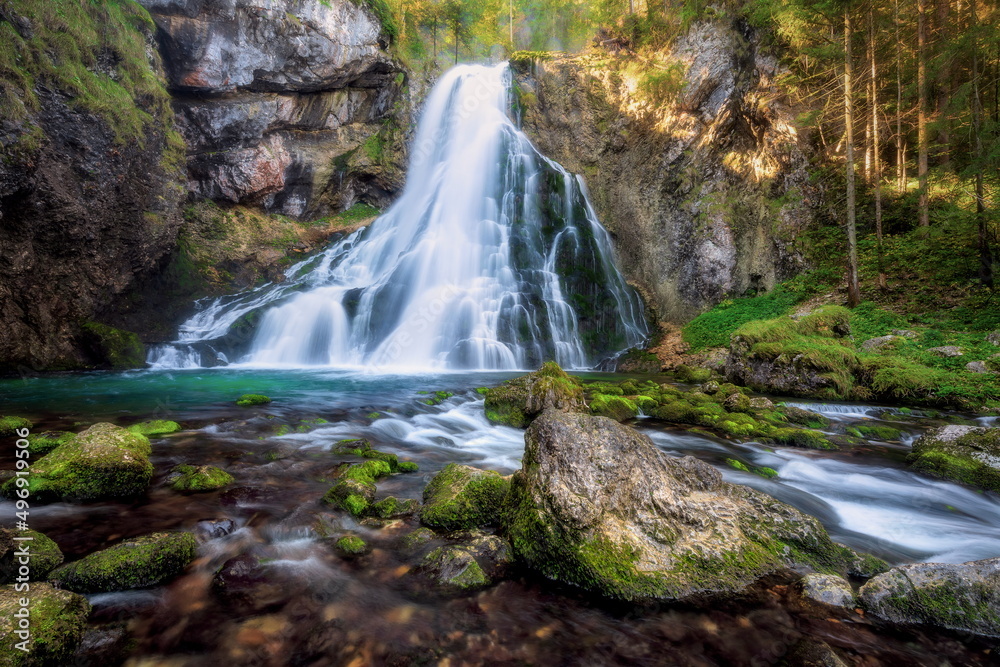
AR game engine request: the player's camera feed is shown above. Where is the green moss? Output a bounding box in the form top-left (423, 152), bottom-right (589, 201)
top-left (398, 461), bottom-right (419, 473)
top-left (755, 466), bottom-right (779, 479)
top-left (50, 532), bottom-right (196, 593)
top-left (846, 425), bottom-right (903, 441)
top-left (0, 583), bottom-right (90, 667)
top-left (127, 420), bottom-right (181, 437)
top-left (421, 464), bottom-right (510, 531)
top-left (335, 535), bottom-right (367, 556)
top-left (169, 464), bottom-right (233, 493)
top-left (342, 460), bottom-right (392, 484)
top-left (484, 363), bottom-right (584, 428)
top-left (422, 390), bottom-right (455, 406)
top-left (368, 496), bottom-right (419, 519)
top-left (726, 458), bottom-right (751, 472)
top-left (0, 416), bottom-right (32, 436)
top-left (342, 493), bottom-right (369, 516)
top-left (767, 427), bottom-right (836, 450)
top-left (589, 395), bottom-right (639, 422)
top-left (2, 423), bottom-right (152, 502)
top-left (236, 394), bottom-right (272, 407)
top-left (400, 527), bottom-right (438, 551)
top-left (908, 430), bottom-right (1000, 492)
top-left (23, 431), bottom-right (73, 456)
top-left (80, 321), bottom-right (146, 369)
top-left (674, 365), bottom-right (712, 383)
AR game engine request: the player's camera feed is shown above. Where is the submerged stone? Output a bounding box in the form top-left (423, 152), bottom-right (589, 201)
top-left (127, 420), bottom-right (182, 436)
top-left (503, 410), bottom-right (855, 603)
top-left (0, 583), bottom-right (90, 667)
top-left (421, 464), bottom-right (510, 531)
top-left (50, 532), bottom-right (197, 593)
top-left (419, 533), bottom-right (512, 592)
top-left (236, 394), bottom-right (272, 407)
top-left (908, 425), bottom-right (1000, 492)
top-left (1, 423), bottom-right (153, 502)
top-left (168, 464), bottom-right (234, 493)
top-left (859, 557), bottom-right (1000, 637)
top-left (335, 535), bottom-right (368, 557)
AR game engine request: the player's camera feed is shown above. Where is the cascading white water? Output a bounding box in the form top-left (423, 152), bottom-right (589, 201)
top-left (148, 63), bottom-right (646, 371)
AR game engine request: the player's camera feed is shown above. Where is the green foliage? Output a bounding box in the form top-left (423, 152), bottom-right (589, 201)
top-left (0, 0), bottom-right (175, 149)
top-left (80, 322), bottom-right (146, 370)
top-left (682, 285), bottom-right (807, 351)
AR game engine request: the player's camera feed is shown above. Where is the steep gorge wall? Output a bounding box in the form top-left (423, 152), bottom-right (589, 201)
top-left (140, 0), bottom-right (410, 217)
top-left (515, 19), bottom-right (817, 323)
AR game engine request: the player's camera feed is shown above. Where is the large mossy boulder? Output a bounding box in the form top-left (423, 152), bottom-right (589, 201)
top-left (1, 423), bottom-right (153, 502)
top-left (483, 362), bottom-right (585, 427)
top-left (907, 425), bottom-right (1000, 492)
top-left (50, 532), bottom-right (197, 593)
top-left (0, 583), bottom-right (90, 667)
top-left (503, 410), bottom-right (855, 603)
top-left (0, 529), bottom-right (63, 583)
top-left (420, 464), bottom-right (510, 531)
top-left (859, 557), bottom-right (1000, 637)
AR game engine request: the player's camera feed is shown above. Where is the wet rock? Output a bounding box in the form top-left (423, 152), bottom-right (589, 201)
top-left (330, 439), bottom-right (417, 473)
top-left (212, 552), bottom-right (280, 610)
top-left (908, 425), bottom-right (1000, 492)
top-left (334, 535), bottom-right (367, 557)
top-left (861, 335), bottom-right (902, 353)
top-left (966, 361), bottom-right (989, 374)
top-left (236, 393), bottom-right (271, 407)
top-left (780, 406), bottom-right (830, 428)
top-left (780, 639), bottom-right (850, 667)
top-left (795, 573), bottom-right (855, 609)
top-left (368, 496), bottom-right (420, 519)
top-left (220, 485), bottom-right (280, 506)
top-left (1, 423), bottom-right (152, 502)
top-left (748, 397), bottom-right (774, 411)
top-left (195, 519), bottom-right (238, 540)
top-left (0, 528), bottom-right (63, 582)
top-left (483, 362), bottom-right (586, 428)
top-left (419, 534), bottom-right (512, 592)
top-left (928, 345), bottom-right (963, 357)
top-left (323, 460), bottom-right (391, 516)
top-left (504, 410), bottom-right (856, 602)
top-left (589, 395), bottom-right (639, 422)
top-left (0, 583), bottom-right (90, 666)
top-left (400, 527), bottom-right (439, 552)
top-left (420, 464), bottom-right (510, 531)
top-left (859, 557), bottom-right (1000, 637)
top-left (127, 420), bottom-right (182, 436)
top-left (50, 532), bottom-right (197, 593)
top-left (723, 392), bottom-right (751, 413)
top-left (846, 550), bottom-right (891, 579)
top-left (167, 464), bottom-right (234, 493)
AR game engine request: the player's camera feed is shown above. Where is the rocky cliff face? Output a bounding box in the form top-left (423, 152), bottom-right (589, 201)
top-left (140, 0), bottom-right (409, 218)
top-left (515, 19), bottom-right (816, 322)
top-left (0, 1), bottom-right (185, 373)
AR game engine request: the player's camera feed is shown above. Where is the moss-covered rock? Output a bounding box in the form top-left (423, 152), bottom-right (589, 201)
top-left (0, 583), bottom-right (90, 667)
top-left (80, 322), bottom-right (146, 370)
top-left (334, 535), bottom-right (367, 556)
top-left (589, 395), bottom-right (638, 422)
top-left (418, 533), bottom-right (512, 592)
top-left (50, 532), bottom-right (197, 593)
top-left (846, 425), bottom-right (902, 442)
top-left (1, 423), bottom-right (152, 502)
top-left (780, 406), bottom-right (831, 429)
top-left (503, 410), bottom-right (856, 603)
top-left (0, 416), bottom-right (32, 437)
top-left (24, 431), bottom-right (74, 456)
top-left (483, 362), bottom-right (585, 428)
top-left (400, 527), bottom-right (439, 552)
top-left (907, 425), bottom-right (1000, 492)
top-left (127, 420), bottom-right (182, 437)
top-left (330, 439), bottom-right (417, 473)
top-left (859, 557), bottom-right (1000, 637)
top-left (674, 365), bottom-right (712, 383)
top-left (236, 394), bottom-right (272, 407)
top-left (420, 464), bottom-right (510, 531)
top-left (0, 529), bottom-right (63, 583)
top-left (167, 464), bottom-right (233, 493)
top-left (322, 460), bottom-right (392, 516)
top-left (368, 496), bottom-right (420, 519)
top-left (767, 427), bottom-right (835, 450)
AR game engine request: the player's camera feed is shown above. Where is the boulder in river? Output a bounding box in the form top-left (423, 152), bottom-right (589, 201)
top-left (419, 533), bottom-right (513, 592)
top-left (0, 528), bottom-right (63, 583)
top-left (503, 410), bottom-right (856, 602)
top-left (421, 464), bottom-right (510, 531)
top-left (483, 362), bottom-right (586, 427)
top-left (1, 423), bottom-right (153, 502)
top-left (167, 464), bottom-right (234, 493)
top-left (50, 532), bottom-right (197, 593)
top-left (859, 557), bottom-right (1000, 638)
top-left (908, 425), bottom-right (1000, 492)
top-left (0, 583), bottom-right (90, 667)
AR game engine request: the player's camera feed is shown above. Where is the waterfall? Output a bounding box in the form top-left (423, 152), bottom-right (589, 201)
top-left (148, 63), bottom-right (647, 371)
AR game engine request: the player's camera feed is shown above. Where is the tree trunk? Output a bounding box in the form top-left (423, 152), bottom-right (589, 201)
top-left (917, 0), bottom-right (930, 227)
top-left (870, 9), bottom-right (887, 291)
top-left (935, 0), bottom-right (951, 165)
top-left (845, 10), bottom-right (861, 307)
top-left (972, 0), bottom-right (994, 287)
top-left (895, 0), bottom-right (905, 193)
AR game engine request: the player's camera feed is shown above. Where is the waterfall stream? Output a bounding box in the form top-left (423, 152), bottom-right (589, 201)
top-left (148, 63), bottom-right (646, 371)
